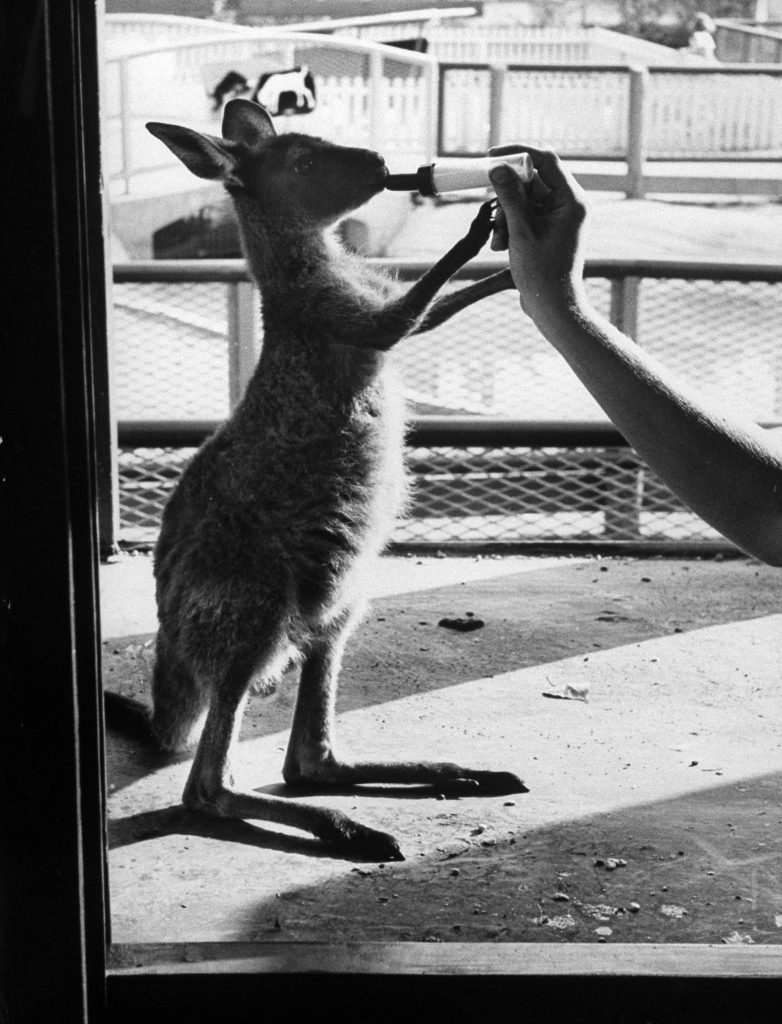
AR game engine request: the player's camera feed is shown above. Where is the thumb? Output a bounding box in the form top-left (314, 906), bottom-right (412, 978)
top-left (489, 163), bottom-right (530, 236)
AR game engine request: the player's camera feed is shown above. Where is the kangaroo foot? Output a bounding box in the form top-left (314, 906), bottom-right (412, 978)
top-left (182, 783), bottom-right (404, 860)
top-left (435, 770), bottom-right (529, 796)
top-left (314, 809), bottom-right (404, 861)
top-left (284, 755), bottom-right (528, 796)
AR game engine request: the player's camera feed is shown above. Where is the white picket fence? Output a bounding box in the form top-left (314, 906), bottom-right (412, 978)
top-left (646, 72), bottom-right (781, 153)
top-left (105, 31), bottom-right (437, 195)
top-left (440, 66), bottom-right (631, 155)
top-left (349, 22), bottom-right (695, 66)
top-left (104, 16), bottom-right (782, 200)
top-left (440, 65), bottom-right (782, 157)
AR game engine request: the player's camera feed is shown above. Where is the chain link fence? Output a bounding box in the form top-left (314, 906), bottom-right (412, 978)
top-left (114, 260), bottom-right (782, 551)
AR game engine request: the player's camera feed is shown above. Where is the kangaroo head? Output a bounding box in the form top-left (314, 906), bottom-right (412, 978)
top-left (146, 99), bottom-right (388, 227)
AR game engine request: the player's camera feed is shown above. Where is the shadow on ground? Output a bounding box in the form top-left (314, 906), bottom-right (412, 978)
top-left (103, 555), bottom-right (782, 944)
top-left (104, 556), bottom-right (779, 791)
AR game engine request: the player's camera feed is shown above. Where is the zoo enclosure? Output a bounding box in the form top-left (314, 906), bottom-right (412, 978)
top-left (113, 257), bottom-right (782, 553)
top-left (104, 18), bottom-right (782, 199)
top-left (104, 30), bottom-right (438, 196)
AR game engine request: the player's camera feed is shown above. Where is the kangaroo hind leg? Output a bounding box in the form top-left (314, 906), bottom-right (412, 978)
top-left (151, 633), bottom-right (210, 753)
top-left (284, 624), bottom-right (527, 798)
top-left (181, 650), bottom-right (403, 861)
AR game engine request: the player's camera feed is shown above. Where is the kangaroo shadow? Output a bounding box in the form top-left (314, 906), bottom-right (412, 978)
top-left (109, 805), bottom-right (339, 859)
top-left (108, 784), bottom-right (463, 859)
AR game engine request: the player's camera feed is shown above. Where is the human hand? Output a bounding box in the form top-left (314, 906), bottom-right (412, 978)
top-left (488, 145), bottom-right (590, 320)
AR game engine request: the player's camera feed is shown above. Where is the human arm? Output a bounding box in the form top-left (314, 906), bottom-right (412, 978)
top-left (487, 148), bottom-right (782, 565)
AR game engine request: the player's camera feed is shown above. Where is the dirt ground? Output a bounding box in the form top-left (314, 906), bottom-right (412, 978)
top-left (103, 553), bottom-right (782, 946)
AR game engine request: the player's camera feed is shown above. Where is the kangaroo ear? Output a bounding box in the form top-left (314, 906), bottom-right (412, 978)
top-left (222, 98), bottom-right (277, 147)
top-left (146, 122), bottom-right (242, 186)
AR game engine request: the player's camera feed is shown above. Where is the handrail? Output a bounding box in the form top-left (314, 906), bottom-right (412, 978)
top-left (439, 60), bottom-right (782, 74)
top-left (113, 257), bottom-right (782, 285)
top-left (105, 29), bottom-right (437, 66)
top-left (715, 19), bottom-right (782, 43)
top-left (117, 416), bottom-right (780, 450)
top-left (283, 7), bottom-right (479, 34)
top-left (116, 417), bottom-right (631, 449)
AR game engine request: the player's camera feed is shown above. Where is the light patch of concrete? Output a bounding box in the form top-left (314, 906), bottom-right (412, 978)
top-left (99, 553), bottom-right (587, 637)
top-left (388, 193), bottom-right (782, 263)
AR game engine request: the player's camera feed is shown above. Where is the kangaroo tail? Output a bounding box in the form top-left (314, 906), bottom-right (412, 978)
top-left (103, 690), bottom-right (155, 746)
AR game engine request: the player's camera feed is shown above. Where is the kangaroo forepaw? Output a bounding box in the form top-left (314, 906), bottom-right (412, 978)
top-left (318, 811), bottom-right (405, 861)
top-left (463, 199), bottom-right (497, 251)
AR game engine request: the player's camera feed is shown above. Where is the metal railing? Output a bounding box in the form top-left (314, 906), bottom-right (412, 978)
top-left (348, 21), bottom-right (697, 65)
top-left (715, 19), bottom-right (782, 63)
top-left (112, 257), bottom-right (782, 553)
top-left (438, 62), bottom-right (782, 197)
top-left (104, 13), bottom-right (782, 201)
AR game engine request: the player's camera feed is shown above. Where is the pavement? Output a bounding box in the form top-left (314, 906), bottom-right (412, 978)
top-left (102, 552), bottom-right (782, 946)
top-left (103, 169), bottom-right (782, 951)
top-left (386, 189), bottom-right (782, 263)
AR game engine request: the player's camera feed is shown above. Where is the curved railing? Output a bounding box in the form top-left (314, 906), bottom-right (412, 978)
top-left (105, 30), bottom-right (437, 195)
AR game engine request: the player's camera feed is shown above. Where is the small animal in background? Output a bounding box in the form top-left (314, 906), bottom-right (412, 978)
top-left (209, 70), bottom-right (251, 111)
top-left (252, 65), bottom-right (317, 116)
top-left (136, 99), bottom-right (524, 860)
top-left (210, 66), bottom-right (317, 116)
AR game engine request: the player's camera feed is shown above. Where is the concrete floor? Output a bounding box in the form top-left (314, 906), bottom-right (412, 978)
top-left (102, 553), bottom-right (782, 946)
top-left (387, 191), bottom-right (782, 264)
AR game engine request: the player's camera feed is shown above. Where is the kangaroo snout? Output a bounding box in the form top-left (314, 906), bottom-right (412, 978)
top-left (343, 147), bottom-right (388, 190)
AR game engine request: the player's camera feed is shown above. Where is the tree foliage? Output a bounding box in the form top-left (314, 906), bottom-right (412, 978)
top-left (614, 0), bottom-right (757, 49)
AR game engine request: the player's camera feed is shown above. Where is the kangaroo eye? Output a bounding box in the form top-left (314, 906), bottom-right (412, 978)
top-left (294, 155), bottom-right (314, 175)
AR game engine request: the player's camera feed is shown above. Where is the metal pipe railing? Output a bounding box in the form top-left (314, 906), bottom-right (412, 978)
top-left (113, 255), bottom-right (782, 426)
top-left (117, 417), bottom-right (634, 450)
top-left (112, 257), bottom-right (781, 552)
top-left (113, 257), bottom-right (782, 285)
top-left (117, 415), bottom-right (781, 450)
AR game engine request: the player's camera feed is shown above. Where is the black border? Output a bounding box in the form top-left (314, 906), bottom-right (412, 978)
top-left (0, 1), bottom-right (108, 1021)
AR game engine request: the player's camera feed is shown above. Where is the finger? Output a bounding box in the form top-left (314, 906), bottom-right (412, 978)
top-left (489, 144), bottom-right (524, 157)
top-left (519, 147), bottom-right (588, 205)
top-left (490, 205), bottom-right (509, 251)
top-left (491, 145), bottom-right (581, 200)
top-left (489, 149), bottom-right (550, 208)
top-left (529, 168), bottom-right (552, 204)
top-left (488, 163), bottom-right (532, 238)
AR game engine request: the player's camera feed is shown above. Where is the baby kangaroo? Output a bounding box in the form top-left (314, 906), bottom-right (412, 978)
top-left (144, 98), bottom-right (526, 861)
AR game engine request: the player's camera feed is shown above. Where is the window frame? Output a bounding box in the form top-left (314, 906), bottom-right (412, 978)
top-left (2, 2), bottom-right (779, 1021)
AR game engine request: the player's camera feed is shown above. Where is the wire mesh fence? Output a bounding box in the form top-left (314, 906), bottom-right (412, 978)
top-left (114, 260), bottom-right (782, 550)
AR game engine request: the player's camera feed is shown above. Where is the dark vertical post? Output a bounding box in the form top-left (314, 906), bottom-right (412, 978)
top-left (0, 1), bottom-right (109, 1021)
top-left (95, 4), bottom-right (120, 557)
